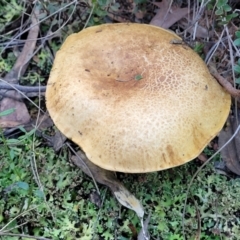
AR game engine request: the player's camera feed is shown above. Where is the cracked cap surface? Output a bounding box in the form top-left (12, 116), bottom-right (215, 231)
top-left (46, 23), bottom-right (231, 173)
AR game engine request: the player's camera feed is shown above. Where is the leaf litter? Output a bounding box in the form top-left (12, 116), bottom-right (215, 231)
top-left (1, 0), bottom-right (240, 239)
top-left (219, 108), bottom-right (240, 176)
top-left (150, 0), bottom-right (189, 28)
top-left (0, 5), bottom-right (40, 128)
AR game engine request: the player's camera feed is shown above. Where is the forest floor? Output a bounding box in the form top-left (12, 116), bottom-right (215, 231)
top-left (1, 1), bottom-right (240, 240)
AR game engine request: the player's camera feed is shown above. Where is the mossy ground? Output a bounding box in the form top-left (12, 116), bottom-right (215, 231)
top-left (1, 133), bottom-right (240, 239)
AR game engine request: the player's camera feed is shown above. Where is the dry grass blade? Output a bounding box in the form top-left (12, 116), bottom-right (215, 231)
top-left (179, 0), bottom-right (212, 39)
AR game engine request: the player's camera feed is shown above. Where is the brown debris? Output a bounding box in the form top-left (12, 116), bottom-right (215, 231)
top-left (150, 1), bottom-right (189, 29)
top-left (197, 153), bottom-right (208, 163)
top-left (218, 110), bottom-right (240, 176)
top-left (0, 6), bottom-right (40, 128)
top-left (209, 62), bottom-right (240, 100)
top-left (71, 151), bottom-right (122, 192)
top-left (0, 92), bottom-right (30, 128)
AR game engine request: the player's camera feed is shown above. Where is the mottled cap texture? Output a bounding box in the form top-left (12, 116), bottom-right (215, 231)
top-left (46, 23), bottom-right (231, 173)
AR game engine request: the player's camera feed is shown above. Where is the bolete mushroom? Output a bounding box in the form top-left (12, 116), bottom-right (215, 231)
top-left (46, 23), bottom-right (230, 173)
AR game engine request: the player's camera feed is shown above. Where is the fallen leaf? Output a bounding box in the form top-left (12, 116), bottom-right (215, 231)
top-left (0, 91), bottom-right (30, 128)
top-left (218, 109), bottom-right (240, 176)
top-left (179, 20), bottom-right (212, 38)
top-left (114, 184), bottom-right (144, 218)
top-left (197, 153), bottom-right (208, 162)
top-left (52, 130), bottom-right (67, 151)
top-left (138, 214), bottom-right (151, 240)
top-left (32, 114), bottom-right (53, 130)
top-left (150, 1), bottom-right (189, 29)
top-left (89, 191), bottom-right (102, 208)
top-left (135, 10), bottom-right (145, 20)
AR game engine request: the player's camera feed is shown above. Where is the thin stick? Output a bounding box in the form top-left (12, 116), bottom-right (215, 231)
top-left (4, 5), bottom-right (40, 83)
top-left (1, 0), bottom-right (78, 56)
top-left (0, 78), bottom-right (45, 113)
top-left (209, 63), bottom-right (240, 97)
top-left (0, 207), bottom-right (37, 232)
top-left (0, 83), bottom-right (46, 92)
top-left (0, 232), bottom-right (52, 240)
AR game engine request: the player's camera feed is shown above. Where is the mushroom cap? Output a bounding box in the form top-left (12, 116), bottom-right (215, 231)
top-left (46, 23), bottom-right (230, 173)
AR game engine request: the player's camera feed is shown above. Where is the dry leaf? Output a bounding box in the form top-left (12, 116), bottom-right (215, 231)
top-left (197, 153), bottom-right (208, 162)
top-left (89, 191), bottom-right (102, 208)
top-left (0, 91), bottom-right (30, 128)
top-left (219, 109), bottom-right (240, 176)
top-left (179, 20), bottom-right (212, 38)
top-left (138, 214), bottom-right (151, 240)
top-left (135, 10), bottom-right (145, 20)
top-left (150, 1), bottom-right (189, 29)
top-left (32, 114), bottom-right (53, 130)
top-left (114, 185), bottom-right (144, 218)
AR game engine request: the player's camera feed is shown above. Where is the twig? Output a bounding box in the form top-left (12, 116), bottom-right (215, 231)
top-left (4, 6), bottom-right (40, 83)
top-left (194, 200), bottom-right (201, 240)
top-left (0, 207), bottom-right (37, 232)
top-left (0, 232), bottom-right (52, 240)
top-left (0, 83), bottom-right (46, 92)
top-left (205, 27), bottom-right (226, 64)
top-left (0, 78), bottom-right (45, 113)
top-left (209, 62), bottom-right (240, 98)
top-left (83, 4), bottom-right (95, 29)
top-left (1, 1), bottom-right (78, 57)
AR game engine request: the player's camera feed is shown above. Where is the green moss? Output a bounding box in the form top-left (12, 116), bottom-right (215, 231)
top-left (0, 0), bottom-right (23, 31)
top-left (1, 129), bottom-right (240, 239)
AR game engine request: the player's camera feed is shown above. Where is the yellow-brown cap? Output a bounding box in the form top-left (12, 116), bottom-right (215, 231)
top-left (46, 23), bottom-right (231, 173)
